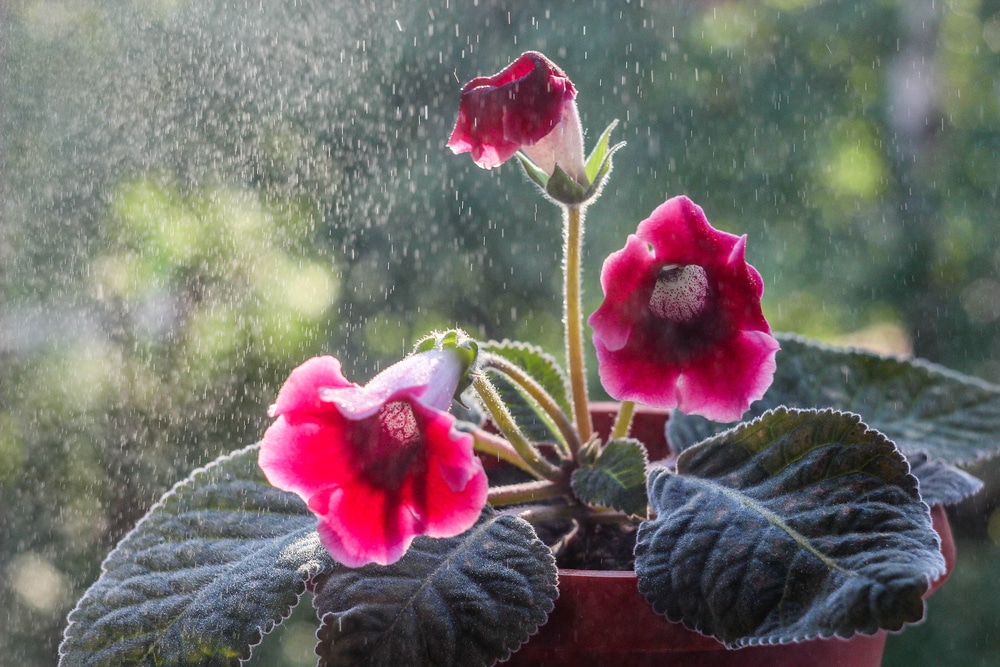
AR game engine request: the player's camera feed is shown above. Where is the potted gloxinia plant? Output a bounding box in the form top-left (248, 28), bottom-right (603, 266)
top-left (61, 51), bottom-right (996, 667)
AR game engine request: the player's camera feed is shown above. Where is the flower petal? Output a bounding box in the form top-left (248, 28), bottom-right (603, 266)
top-left (675, 330), bottom-right (780, 422)
top-left (258, 351), bottom-right (488, 567)
top-left (588, 234), bottom-right (658, 352)
top-left (590, 196), bottom-right (779, 421)
top-left (258, 415), bottom-right (354, 503)
top-left (447, 51), bottom-right (584, 177)
top-left (269, 355), bottom-right (355, 419)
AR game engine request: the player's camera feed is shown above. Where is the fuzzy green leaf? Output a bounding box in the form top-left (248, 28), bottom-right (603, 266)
top-left (571, 438), bottom-right (649, 517)
top-left (312, 509), bottom-right (557, 667)
top-left (59, 444), bottom-right (334, 667)
top-left (639, 408), bottom-right (945, 647)
top-left (480, 339), bottom-right (570, 445)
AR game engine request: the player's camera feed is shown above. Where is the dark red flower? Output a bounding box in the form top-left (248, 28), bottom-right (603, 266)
top-left (588, 196), bottom-right (779, 422)
top-left (447, 51), bottom-right (586, 183)
top-left (258, 351), bottom-right (488, 567)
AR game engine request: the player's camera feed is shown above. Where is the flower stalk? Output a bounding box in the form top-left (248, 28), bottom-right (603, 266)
top-left (479, 352), bottom-right (581, 457)
top-left (564, 203), bottom-right (593, 447)
top-left (488, 480), bottom-right (566, 507)
top-left (471, 372), bottom-right (563, 481)
top-left (610, 400), bottom-right (636, 441)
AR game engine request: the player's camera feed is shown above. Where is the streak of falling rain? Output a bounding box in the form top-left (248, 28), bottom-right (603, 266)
top-left (2, 1), bottom-right (1000, 665)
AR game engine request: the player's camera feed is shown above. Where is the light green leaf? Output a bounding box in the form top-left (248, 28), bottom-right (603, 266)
top-left (59, 444), bottom-right (334, 667)
top-left (312, 509), bottom-right (557, 667)
top-left (571, 438), bottom-right (649, 517)
top-left (480, 339), bottom-right (570, 445)
top-left (639, 408), bottom-right (944, 647)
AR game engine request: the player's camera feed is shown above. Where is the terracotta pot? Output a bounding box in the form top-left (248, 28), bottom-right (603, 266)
top-left (505, 403), bottom-right (956, 667)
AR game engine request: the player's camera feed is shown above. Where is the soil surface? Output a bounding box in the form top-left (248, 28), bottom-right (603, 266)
top-left (554, 521), bottom-right (639, 571)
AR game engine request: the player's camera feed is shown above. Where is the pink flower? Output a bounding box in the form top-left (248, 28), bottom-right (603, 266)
top-left (588, 196), bottom-right (779, 422)
top-left (258, 351), bottom-right (488, 567)
top-left (447, 51), bottom-right (586, 184)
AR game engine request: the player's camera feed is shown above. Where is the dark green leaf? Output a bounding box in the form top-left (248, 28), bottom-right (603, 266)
top-left (59, 444), bottom-right (334, 667)
top-left (638, 408), bottom-right (945, 647)
top-left (669, 333), bottom-right (1000, 475)
top-left (571, 438), bottom-right (650, 517)
top-left (313, 509), bottom-right (557, 667)
top-left (908, 452), bottom-right (984, 506)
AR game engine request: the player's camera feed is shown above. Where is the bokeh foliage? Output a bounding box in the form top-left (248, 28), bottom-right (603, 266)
top-left (2, 0), bottom-right (999, 665)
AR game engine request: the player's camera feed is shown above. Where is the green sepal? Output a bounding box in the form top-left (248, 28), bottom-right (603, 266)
top-left (545, 164), bottom-right (588, 204)
top-left (581, 120), bottom-right (625, 204)
top-left (516, 152), bottom-right (550, 190)
top-left (584, 119), bottom-right (621, 184)
top-left (413, 329), bottom-right (479, 403)
top-left (515, 119), bottom-right (625, 206)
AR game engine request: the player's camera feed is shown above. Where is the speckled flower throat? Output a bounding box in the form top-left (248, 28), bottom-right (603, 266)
top-left (649, 264), bottom-right (710, 323)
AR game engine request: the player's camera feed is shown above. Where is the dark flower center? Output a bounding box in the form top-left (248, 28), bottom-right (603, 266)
top-left (649, 264), bottom-right (709, 323)
top-left (355, 400), bottom-right (426, 490)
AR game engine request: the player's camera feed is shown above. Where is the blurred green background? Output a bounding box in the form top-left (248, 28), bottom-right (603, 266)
top-left (2, 0), bottom-right (1000, 664)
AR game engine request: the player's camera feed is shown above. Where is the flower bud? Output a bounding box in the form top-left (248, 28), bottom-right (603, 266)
top-left (448, 51), bottom-right (586, 185)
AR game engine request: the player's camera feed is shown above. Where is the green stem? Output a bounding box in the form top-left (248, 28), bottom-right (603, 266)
top-left (480, 352), bottom-right (581, 458)
top-left (564, 204), bottom-right (593, 447)
top-left (472, 372), bottom-right (562, 481)
top-left (610, 400), bottom-right (636, 441)
top-left (471, 428), bottom-right (537, 476)
top-left (488, 480), bottom-right (566, 507)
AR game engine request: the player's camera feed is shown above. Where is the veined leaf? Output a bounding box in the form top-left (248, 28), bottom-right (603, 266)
top-left (668, 334), bottom-right (1000, 502)
top-left (313, 509), bottom-right (557, 667)
top-left (571, 438), bottom-right (649, 517)
top-left (670, 333), bottom-right (1000, 464)
top-left (638, 408), bottom-right (944, 647)
top-left (480, 339), bottom-right (570, 445)
top-left (908, 452), bottom-right (984, 506)
top-left (59, 444), bottom-right (334, 667)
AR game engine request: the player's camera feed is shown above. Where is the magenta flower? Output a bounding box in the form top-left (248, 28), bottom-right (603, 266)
top-left (447, 51), bottom-right (586, 183)
top-left (258, 350), bottom-right (488, 567)
top-left (589, 196), bottom-right (779, 423)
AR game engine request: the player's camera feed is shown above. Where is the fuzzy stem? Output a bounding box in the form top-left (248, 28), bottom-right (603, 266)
top-left (471, 428), bottom-right (537, 476)
top-left (480, 352), bottom-right (581, 458)
top-left (610, 400), bottom-right (636, 441)
top-left (488, 480), bottom-right (567, 507)
top-left (564, 204), bottom-right (593, 447)
top-left (515, 504), bottom-right (635, 526)
top-left (472, 372), bottom-right (562, 481)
